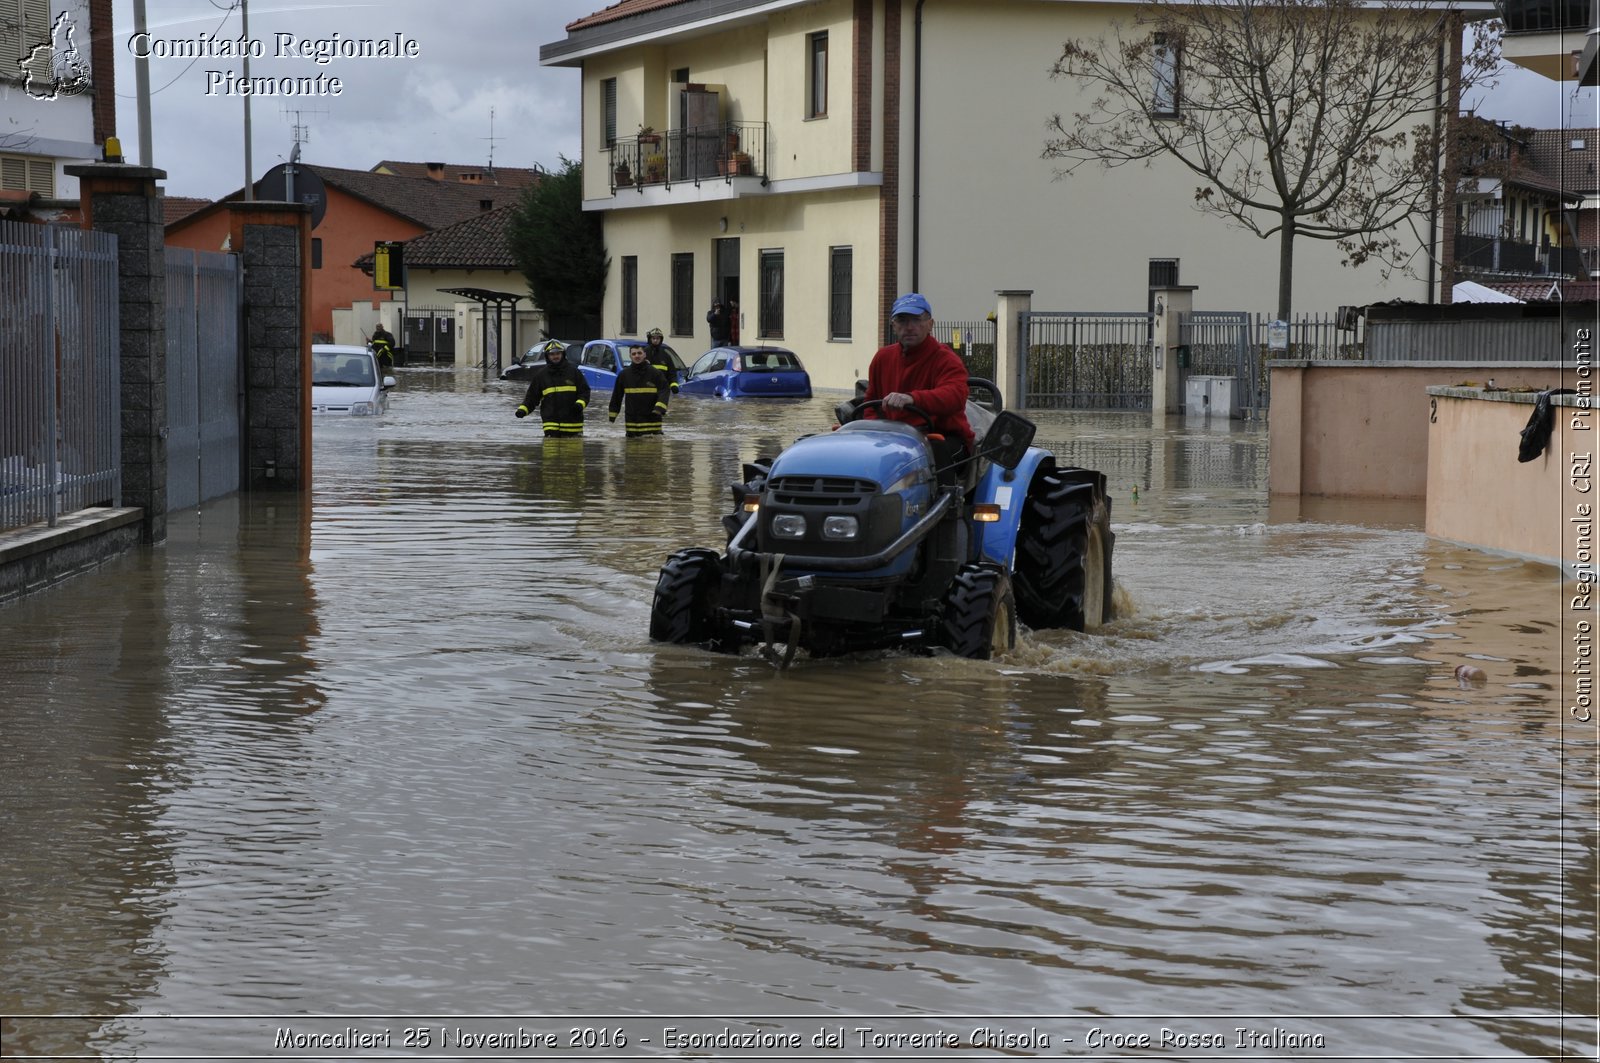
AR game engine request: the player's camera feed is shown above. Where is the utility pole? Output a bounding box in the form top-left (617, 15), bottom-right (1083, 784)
top-left (241, 0), bottom-right (253, 200)
top-left (132, 0), bottom-right (153, 165)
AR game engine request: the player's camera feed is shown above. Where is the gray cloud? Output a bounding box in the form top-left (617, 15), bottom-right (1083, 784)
top-left (112, 0), bottom-right (597, 197)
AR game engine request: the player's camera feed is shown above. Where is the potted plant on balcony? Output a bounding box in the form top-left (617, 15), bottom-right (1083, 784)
top-left (644, 153), bottom-right (667, 183)
top-left (614, 161), bottom-right (632, 187)
top-left (730, 151), bottom-right (753, 176)
top-left (638, 125), bottom-right (661, 145)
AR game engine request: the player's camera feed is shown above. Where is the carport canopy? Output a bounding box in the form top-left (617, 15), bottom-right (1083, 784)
top-left (442, 287), bottom-right (526, 377)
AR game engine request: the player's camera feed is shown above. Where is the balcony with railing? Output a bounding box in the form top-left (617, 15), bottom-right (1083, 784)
top-left (1455, 231), bottom-right (1588, 278)
top-left (607, 122), bottom-right (767, 197)
top-left (1495, 0), bottom-right (1599, 80)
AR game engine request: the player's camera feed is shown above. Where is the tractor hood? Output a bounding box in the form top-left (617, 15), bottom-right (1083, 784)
top-left (767, 420), bottom-right (931, 488)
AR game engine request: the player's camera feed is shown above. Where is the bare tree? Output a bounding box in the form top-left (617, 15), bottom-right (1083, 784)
top-left (1044, 0), bottom-right (1499, 319)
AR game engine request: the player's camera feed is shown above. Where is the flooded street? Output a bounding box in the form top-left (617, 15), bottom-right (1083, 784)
top-left (1, 367), bottom-right (1593, 1060)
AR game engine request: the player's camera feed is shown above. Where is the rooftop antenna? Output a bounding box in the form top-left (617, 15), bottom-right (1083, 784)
top-left (483, 106), bottom-right (498, 171)
top-left (280, 104), bottom-right (326, 205)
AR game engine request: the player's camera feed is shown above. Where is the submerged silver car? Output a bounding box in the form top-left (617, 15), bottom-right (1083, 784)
top-left (312, 344), bottom-right (396, 415)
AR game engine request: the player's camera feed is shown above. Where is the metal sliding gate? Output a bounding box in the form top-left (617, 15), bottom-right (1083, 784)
top-left (1020, 311), bottom-right (1153, 409)
top-left (166, 247), bottom-right (243, 512)
top-left (0, 221), bottom-right (122, 531)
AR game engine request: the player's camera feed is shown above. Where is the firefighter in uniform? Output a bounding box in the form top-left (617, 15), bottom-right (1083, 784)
top-left (642, 327), bottom-right (680, 393)
top-left (514, 341), bottom-right (590, 436)
top-left (609, 345), bottom-right (671, 436)
top-left (369, 323), bottom-right (396, 370)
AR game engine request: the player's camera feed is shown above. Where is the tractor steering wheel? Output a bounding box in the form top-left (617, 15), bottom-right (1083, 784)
top-left (852, 398), bottom-right (937, 433)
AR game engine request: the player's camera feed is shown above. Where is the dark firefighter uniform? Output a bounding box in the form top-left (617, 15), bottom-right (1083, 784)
top-left (643, 339), bottom-right (680, 393)
top-left (609, 356), bottom-right (671, 436)
top-left (515, 345), bottom-right (590, 436)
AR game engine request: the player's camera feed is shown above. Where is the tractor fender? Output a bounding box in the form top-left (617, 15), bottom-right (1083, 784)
top-left (972, 447), bottom-right (1056, 568)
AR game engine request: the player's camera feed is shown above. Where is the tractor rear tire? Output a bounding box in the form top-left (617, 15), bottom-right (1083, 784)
top-left (938, 565), bottom-right (1017, 660)
top-left (649, 548), bottom-right (722, 645)
top-left (1014, 470), bottom-right (1115, 632)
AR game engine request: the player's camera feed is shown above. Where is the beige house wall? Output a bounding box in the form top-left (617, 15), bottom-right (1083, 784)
top-left (907, 1), bottom-right (1444, 320)
top-left (1269, 362), bottom-right (1580, 499)
top-left (1426, 388), bottom-right (1593, 569)
top-left (558, 0), bottom-right (1473, 388)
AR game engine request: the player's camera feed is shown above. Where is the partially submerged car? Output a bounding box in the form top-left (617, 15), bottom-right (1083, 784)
top-left (311, 344), bottom-right (395, 416)
top-left (681, 346), bottom-right (813, 399)
top-left (501, 340), bottom-right (573, 382)
top-left (575, 339), bottom-right (688, 390)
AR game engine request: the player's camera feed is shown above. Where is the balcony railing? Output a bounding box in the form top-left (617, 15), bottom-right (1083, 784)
top-left (607, 122), bottom-right (766, 194)
top-left (1455, 232), bottom-right (1587, 277)
top-left (1495, 0), bottom-right (1595, 33)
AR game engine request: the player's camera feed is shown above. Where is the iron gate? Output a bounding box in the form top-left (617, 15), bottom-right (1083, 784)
top-left (0, 221), bottom-right (121, 531)
top-left (166, 247), bottom-right (243, 512)
top-left (405, 307), bottom-right (457, 362)
top-left (1181, 310), bottom-right (1258, 413)
top-left (1021, 311), bottom-right (1153, 409)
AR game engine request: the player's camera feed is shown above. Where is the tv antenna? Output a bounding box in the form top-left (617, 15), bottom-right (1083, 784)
top-left (483, 106), bottom-right (498, 170)
top-left (281, 104), bottom-right (329, 159)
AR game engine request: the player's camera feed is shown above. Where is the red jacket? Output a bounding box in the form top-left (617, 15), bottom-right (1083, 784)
top-left (864, 334), bottom-right (974, 451)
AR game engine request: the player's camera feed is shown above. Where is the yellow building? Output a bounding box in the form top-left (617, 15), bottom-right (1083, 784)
top-left (542, 0), bottom-right (1495, 392)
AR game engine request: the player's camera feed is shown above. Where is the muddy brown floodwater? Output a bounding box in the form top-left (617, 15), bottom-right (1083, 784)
top-left (1, 367), bottom-right (1593, 1060)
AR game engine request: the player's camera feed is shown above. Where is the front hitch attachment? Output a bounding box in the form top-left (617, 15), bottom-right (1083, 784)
top-left (757, 553), bottom-right (801, 669)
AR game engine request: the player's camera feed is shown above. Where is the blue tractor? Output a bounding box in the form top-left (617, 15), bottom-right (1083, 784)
top-left (648, 382), bottom-right (1114, 664)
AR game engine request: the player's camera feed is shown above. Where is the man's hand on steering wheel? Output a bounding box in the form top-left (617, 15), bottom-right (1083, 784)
top-left (856, 397), bottom-right (936, 432)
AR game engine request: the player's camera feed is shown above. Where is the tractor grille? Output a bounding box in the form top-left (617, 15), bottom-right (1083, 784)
top-left (767, 476), bottom-right (876, 508)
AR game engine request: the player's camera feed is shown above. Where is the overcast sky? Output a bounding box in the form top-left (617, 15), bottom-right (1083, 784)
top-left (109, 0), bottom-right (1599, 202)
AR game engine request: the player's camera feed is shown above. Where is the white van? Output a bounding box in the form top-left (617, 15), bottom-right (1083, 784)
top-left (311, 344), bottom-right (395, 416)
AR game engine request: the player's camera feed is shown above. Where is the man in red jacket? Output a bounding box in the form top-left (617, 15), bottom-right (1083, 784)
top-left (863, 292), bottom-right (974, 457)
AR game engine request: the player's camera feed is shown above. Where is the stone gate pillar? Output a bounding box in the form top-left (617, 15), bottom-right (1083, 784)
top-left (1150, 285), bottom-right (1197, 416)
top-left (993, 289), bottom-right (1032, 412)
top-left (65, 162), bottom-right (168, 544)
top-left (226, 201), bottom-right (311, 492)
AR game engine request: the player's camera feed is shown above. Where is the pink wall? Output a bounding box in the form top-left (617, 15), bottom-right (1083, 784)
top-left (1269, 362), bottom-right (1579, 498)
top-left (1426, 388), bottom-right (1592, 568)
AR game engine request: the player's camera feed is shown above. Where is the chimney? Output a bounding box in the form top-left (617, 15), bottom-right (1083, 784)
top-left (425, 162), bottom-right (445, 181)
top-left (459, 172), bottom-right (483, 184)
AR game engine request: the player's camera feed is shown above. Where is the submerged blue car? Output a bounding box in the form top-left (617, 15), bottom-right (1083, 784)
top-left (681, 346), bottom-right (813, 399)
top-left (574, 339), bottom-right (688, 390)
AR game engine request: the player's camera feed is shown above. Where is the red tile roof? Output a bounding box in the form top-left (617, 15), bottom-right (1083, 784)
top-left (162, 195), bottom-right (211, 226)
top-left (370, 160), bottom-right (544, 188)
top-left (1523, 128), bottom-right (1600, 195)
top-left (567, 0), bottom-right (692, 31)
top-left (386, 202), bottom-right (522, 270)
top-left (1481, 279), bottom-right (1600, 302)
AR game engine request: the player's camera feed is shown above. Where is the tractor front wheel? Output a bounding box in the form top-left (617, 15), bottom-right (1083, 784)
top-left (938, 565), bottom-right (1017, 660)
top-left (649, 548), bottom-right (722, 646)
top-left (1014, 471), bottom-right (1114, 632)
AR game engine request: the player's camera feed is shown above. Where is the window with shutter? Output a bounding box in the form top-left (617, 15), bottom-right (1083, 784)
top-left (0, 0), bottom-right (50, 75)
top-left (0, 155), bottom-right (56, 194)
top-left (27, 158), bottom-right (52, 196)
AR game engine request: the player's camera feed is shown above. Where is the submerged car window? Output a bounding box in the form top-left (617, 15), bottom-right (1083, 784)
top-left (314, 354), bottom-right (374, 385)
top-left (689, 351), bottom-right (718, 375)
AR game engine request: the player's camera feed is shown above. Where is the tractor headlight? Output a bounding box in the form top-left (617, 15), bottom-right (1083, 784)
top-left (771, 514), bottom-right (807, 539)
top-left (821, 515), bottom-right (859, 540)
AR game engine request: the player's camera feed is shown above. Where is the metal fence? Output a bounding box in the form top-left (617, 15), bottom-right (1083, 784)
top-left (1180, 311), bottom-right (1366, 415)
top-left (1365, 314), bottom-right (1581, 362)
top-left (1, 221), bottom-right (121, 531)
top-left (166, 247), bottom-right (243, 512)
top-left (1021, 311), bottom-right (1154, 409)
top-left (935, 319), bottom-right (996, 381)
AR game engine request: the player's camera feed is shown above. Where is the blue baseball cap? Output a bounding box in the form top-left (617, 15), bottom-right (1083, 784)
top-left (891, 292), bottom-right (932, 318)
